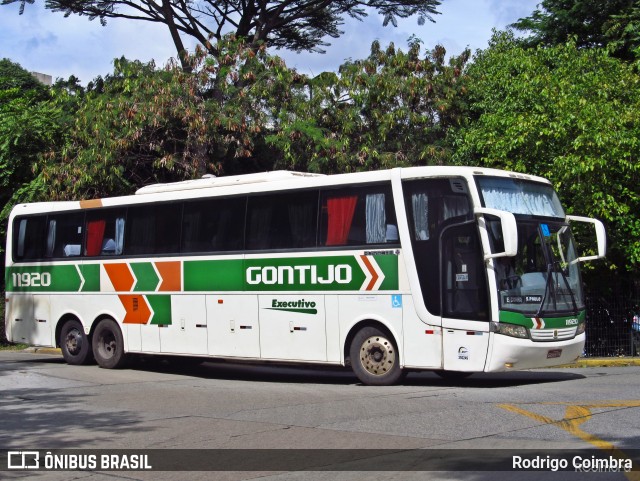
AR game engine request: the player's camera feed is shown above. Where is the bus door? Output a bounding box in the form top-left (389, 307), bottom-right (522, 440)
top-left (440, 220), bottom-right (491, 371)
top-left (403, 178), bottom-right (491, 371)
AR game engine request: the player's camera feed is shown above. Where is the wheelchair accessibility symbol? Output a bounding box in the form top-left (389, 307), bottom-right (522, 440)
top-left (392, 295), bottom-right (402, 308)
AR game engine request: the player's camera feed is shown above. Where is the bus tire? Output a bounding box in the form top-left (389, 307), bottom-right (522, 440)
top-left (92, 318), bottom-right (128, 369)
top-left (349, 326), bottom-right (403, 386)
top-left (60, 319), bottom-right (94, 365)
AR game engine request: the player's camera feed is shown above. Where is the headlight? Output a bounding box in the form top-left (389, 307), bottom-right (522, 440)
top-left (492, 322), bottom-right (529, 339)
top-left (576, 322), bottom-right (586, 335)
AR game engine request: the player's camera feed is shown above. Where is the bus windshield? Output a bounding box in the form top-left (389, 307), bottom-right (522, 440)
top-left (490, 221), bottom-right (584, 316)
top-left (477, 176), bottom-right (565, 218)
top-left (477, 177), bottom-right (584, 316)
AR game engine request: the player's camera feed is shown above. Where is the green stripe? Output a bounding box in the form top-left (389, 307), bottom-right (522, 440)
top-left (147, 295), bottom-right (172, 325)
top-left (266, 308), bottom-right (318, 315)
top-left (130, 262), bottom-right (159, 292)
top-left (6, 265), bottom-right (82, 292)
top-left (499, 310), bottom-right (586, 329)
top-left (184, 259), bottom-right (245, 291)
top-left (6, 254), bottom-right (400, 293)
top-left (80, 264), bottom-right (100, 292)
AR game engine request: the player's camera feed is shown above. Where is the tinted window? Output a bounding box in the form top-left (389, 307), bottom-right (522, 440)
top-left (46, 212), bottom-right (85, 258)
top-left (126, 203), bottom-right (182, 255)
top-left (13, 216), bottom-right (47, 261)
top-left (319, 184), bottom-right (397, 247)
top-left (403, 178), bottom-right (473, 316)
top-left (246, 191), bottom-right (318, 250)
top-left (182, 197), bottom-right (245, 253)
top-left (85, 209), bottom-right (126, 257)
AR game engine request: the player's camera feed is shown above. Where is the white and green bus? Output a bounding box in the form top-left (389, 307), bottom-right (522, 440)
top-left (4, 167), bottom-right (605, 385)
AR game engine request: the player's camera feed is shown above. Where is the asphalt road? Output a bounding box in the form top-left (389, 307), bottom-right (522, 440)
top-left (1, 350), bottom-right (639, 481)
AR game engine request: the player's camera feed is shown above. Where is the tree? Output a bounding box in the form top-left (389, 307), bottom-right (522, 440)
top-left (450, 31), bottom-right (640, 274)
top-left (39, 36), bottom-right (304, 199)
top-left (4, 0), bottom-right (441, 69)
top-left (0, 59), bottom-right (73, 273)
top-left (511, 0), bottom-right (640, 60)
top-left (267, 38), bottom-right (470, 173)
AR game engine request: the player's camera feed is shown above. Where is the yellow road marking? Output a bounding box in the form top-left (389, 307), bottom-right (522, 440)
top-left (498, 401), bottom-right (640, 480)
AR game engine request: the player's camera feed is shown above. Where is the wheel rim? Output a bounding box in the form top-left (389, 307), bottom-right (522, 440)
top-left (359, 335), bottom-right (396, 376)
top-left (97, 331), bottom-right (117, 360)
top-left (65, 328), bottom-right (83, 355)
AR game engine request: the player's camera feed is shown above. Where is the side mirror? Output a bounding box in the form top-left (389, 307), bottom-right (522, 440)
top-left (475, 207), bottom-right (518, 260)
top-left (566, 215), bottom-right (606, 262)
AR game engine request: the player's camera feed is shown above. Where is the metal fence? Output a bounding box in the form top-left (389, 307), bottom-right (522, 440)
top-left (584, 287), bottom-right (640, 358)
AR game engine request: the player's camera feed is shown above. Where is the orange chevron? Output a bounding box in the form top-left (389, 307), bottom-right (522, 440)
top-left (360, 255), bottom-right (379, 291)
top-left (104, 263), bottom-right (135, 291)
top-left (156, 261), bottom-right (181, 291)
top-left (119, 295), bottom-right (152, 324)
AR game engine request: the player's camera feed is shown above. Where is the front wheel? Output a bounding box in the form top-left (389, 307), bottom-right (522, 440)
top-left (92, 318), bottom-right (128, 369)
top-left (349, 326), bottom-right (403, 386)
top-left (60, 319), bottom-right (94, 365)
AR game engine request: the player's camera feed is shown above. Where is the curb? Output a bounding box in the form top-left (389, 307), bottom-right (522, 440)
top-left (24, 347), bottom-right (62, 355)
top-left (562, 358), bottom-right (640, 368)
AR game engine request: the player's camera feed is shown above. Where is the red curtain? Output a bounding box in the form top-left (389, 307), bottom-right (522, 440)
top-left (86, 219), bottom-right (106, 256)
top-left (326, 196), bottom-right (357, 246)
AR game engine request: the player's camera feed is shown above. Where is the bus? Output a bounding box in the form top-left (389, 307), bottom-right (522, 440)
top-left (4, 167), bottom-right (606, 385)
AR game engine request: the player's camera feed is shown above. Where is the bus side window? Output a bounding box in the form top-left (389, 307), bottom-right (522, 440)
top-left (320, 185), bottom-right (397, 247)
top-left (13, 216), bottom-right (47, 261)
top-left (85, 210), bottom-right (125, 257)
top-left (126, 204), bottom-right (181, 255)
top-left (46, 212), bottom-right (85, 258)
top-left (246, 191), bottom-right (318, 251)
top-left (182, 197), bottom-right (246, 253)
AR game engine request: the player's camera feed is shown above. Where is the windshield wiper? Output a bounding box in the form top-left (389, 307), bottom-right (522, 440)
top-left (535, 263), bottom-right (554, 318)
top-left (535, 225), bottom-right (578, 317)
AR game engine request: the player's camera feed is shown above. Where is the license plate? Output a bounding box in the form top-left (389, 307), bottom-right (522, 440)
top-left (547, 349), bottom-right (562, 359)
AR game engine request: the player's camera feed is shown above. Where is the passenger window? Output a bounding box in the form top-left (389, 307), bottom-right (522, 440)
top-left (46, 212), bottom-right (85, 258)
top-left (319, 185), bottom-right (397, 247)
top-left (246, 191), bottom-right (318, 250)
top-left (85, 210), bottom-right (125, 257)
top-left (182, 197), bottom-right (246, 253)
top-left (13, 216), bottom-right (47, 261)
top-left (125, 203), bottom-right (181, 255)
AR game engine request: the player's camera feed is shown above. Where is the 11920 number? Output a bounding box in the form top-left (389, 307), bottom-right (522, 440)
top-left (12, 272), bottom-right (52, 287)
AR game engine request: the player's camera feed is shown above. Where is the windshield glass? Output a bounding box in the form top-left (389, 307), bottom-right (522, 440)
top-left (488, 219), bottom-right (584, 316)
top-left (477, 176), bottom-right (565, 218)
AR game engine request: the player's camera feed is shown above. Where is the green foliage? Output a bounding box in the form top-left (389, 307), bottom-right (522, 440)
top-left (40, 36), bottom-right (303, 198)
top-left (268, 38), bottom-right (471, 173)
top-left (451, 31), bottom-right (640, 272)
top-left (0, 58), bottom-right (48, 98)
top-left (512, 0), bottom-right (640, 60)
top-left (0, 61), bottom-right (71, 264)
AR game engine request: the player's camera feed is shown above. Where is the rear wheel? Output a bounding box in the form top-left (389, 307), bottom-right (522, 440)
top-left (92, 318), bottom-right (128, 369)
top-left (349, 326), bottom-right (403, 386)
top-left (60, 319), bottom-right (94, 365)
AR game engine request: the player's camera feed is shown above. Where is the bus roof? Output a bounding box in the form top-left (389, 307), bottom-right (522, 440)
top-left (8, 166), bottom-right (551, 217)
top-left (135, 170), bottom-right (326, 195)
